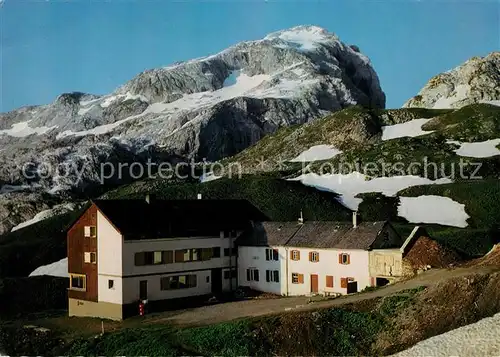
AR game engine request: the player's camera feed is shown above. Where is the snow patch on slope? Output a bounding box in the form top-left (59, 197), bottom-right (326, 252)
top-left (447, 139), bottom-right (500, 158)
top-left (11, 203), bottom-right (78, 232)
top-left (381, 119), bottom-right (434, 141)
top-left (398, 195), bottom-right (469, 228)
top-left (264, 25), bottom-right (331, 51)
top-left (392, 312), bottom-right (500, 356)
top-left (200, 172), bottom-right (222, 183)
top-left (290, 145), bottom-right (342, 162)
top-left (290, 172), bottom-right (452, 210)
top-left (482, 99), bottom-right (500, 107)
top-left (0, 121), bottom-right (57, 137)
top-left (29, 257), bottom-right (68, 278)
top-left (433, 84), bottom-right (469, 109)
top-left (58, 71), bottom-right (318, 139)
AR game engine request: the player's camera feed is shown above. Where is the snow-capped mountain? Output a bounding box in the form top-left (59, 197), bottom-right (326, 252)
top-left (0, 26), bottom-right (385, 195)
top-left (404, 52), bottom-right (500, 109)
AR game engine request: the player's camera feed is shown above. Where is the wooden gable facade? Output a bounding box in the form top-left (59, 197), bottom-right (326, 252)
top-left (67, 204), bottom-right (99, 302)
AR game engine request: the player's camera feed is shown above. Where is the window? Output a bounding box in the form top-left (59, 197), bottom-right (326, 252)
top-left (84, 252), bottom-right (96, 264)
top-left (339, 253), bottom-right (350, 265)
top-left (265, 248), bottom-right (279, 261)
top-left (135, 251), bottom-right (173, 266)
top-left (70, 274), bottom-right (86, 291)
top-left (108, 280), bottom-right (114, 289)
top-left (154, 251), bottom-right (163, 264)
top-left (326, 275), bottom-right (334, 288)
top-left (176, 248), bottom-right (205, 262)
top-left (291, 250), bottom-right (300, 261)
top-left (160, 275), bottom-right (197, 290)
top-left (340, 277), bottom-right (354, 288)
top-left (246, 268), bottom-right (259, 281)
top-left (309, 251), bottom-right (319, 262)
top-left (224, 269), bottom-right (237, 279)
top-left (84, 226), bottom-right (96, 237)
top-left (292, 273), bottom-right (304, 284)
top-left (265, 270), bottom-right (280, 283)
top-left (212, 247), bottom-right (221, 258)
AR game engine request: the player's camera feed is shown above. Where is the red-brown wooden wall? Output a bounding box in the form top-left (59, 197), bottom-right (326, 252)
top-left (67, 204), bottom-right (98, 302)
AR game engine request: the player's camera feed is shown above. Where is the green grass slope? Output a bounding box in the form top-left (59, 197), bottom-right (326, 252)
top-left (0, 207), bottom-right (86, 278)
top-left (105, 174), bottom-right (352, 222)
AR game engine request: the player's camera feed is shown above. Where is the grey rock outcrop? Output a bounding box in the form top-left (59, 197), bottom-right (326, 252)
top-left (404, 52), bottom-right (500, 109)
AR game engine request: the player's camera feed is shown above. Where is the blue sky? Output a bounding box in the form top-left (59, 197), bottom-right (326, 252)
top-left (1, 0), bottom-right (499, 112)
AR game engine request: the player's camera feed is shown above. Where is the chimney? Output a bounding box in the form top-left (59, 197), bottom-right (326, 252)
top-left (352, 211), bottom-right (358, 228)
top-left (298, 210), bottom-right (304, 225)
top-left (197, 193), bottom-right (202, 200)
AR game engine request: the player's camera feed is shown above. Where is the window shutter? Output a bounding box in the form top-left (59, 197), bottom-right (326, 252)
top-left (316, 252), bottom-right (320, 262)
top-left (338, 254), bottom-right (342, 264)
top-left (273, 249), bottom-right (279, 261)
top-left (84, 252), bottom-right (91, 263)
top-left (290, 251), bottom-right (293, 259)
top-left (341, 278), bottom-right (347, 288)
top-left (84, 226), bottom-right (91, 237)
top-left (135, 252), bottom-right (145, 266)
top-left (326, 276), bottom-right (333, 288)
top-left (274, 270), bottom-right (279, 282)
top-left (175, 250), bottom-right (185, 262)
top-left (163, 251), bottom-right (173, 264)
top-left (189, 275), bottom-right (197, 287)
top-left (201, 248), bottom-right (212, 261)
top-left (309, 252), bottom-right (312, 261)
top-left (254, 270), bottom-right (259, 282)
top-left (298, 274), bottom-right (304, 284)
top-left (297, 251), bottom-right (300, 260)
top-left (347, 254), bottom-right (351, 264)
top-left (246, 269), bottom-right (251, 281)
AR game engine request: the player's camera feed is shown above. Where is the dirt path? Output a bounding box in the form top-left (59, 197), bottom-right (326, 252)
top-left (145, 265), bottom-right (499, 327)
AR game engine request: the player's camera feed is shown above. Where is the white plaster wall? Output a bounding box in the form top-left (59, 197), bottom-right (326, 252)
top-left (122, 270), bottom-right (212, 304)
top-left (97, 211), bottom-right (123, 303)
top-left (369, 249), bottom-right (403, 277)
top-left (286, 248), bottom-right (371, 296)
top-left (98, 275), bottom-right (123, 304)
top-left (237, 246), bottom-right (286, 295)
top-left (122, 237), bottom-right (235, 276)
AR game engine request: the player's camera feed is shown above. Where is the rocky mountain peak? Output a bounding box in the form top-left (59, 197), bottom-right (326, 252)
top-left (404, 52), bottom-right (500, 109)
top-left (0, 25), bottom-right (385, 198)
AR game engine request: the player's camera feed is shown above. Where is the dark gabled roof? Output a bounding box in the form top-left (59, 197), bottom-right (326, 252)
top-left (92, 199), bottom-right (268, 240)
top-left (239, 221), bottom-right (388, 250)
top-left (238, 222), bottom-right (304, 246)
top-left (287, 221), bottom-right (387, 250)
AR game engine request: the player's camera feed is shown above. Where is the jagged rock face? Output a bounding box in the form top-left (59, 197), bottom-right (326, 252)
top-left (404, 52), bottom-right (500, 109)
top-left (0, 25), bottom-right (385, 195)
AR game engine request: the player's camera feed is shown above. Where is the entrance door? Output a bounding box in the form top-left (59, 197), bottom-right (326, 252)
top-left (310, 274), bottom-right (319, 293)
top-left (211, 268), bottom-right (222, 294)
top-left (139, 280), bottom-right (148, 300)
top-left (347, 281), bottom-right (358, 294)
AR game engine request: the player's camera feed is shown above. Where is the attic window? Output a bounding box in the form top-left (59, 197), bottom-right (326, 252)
top-left (84, 226), bottom-right (96, 238)
top-left (339, 253), bottom-right (350, 265)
